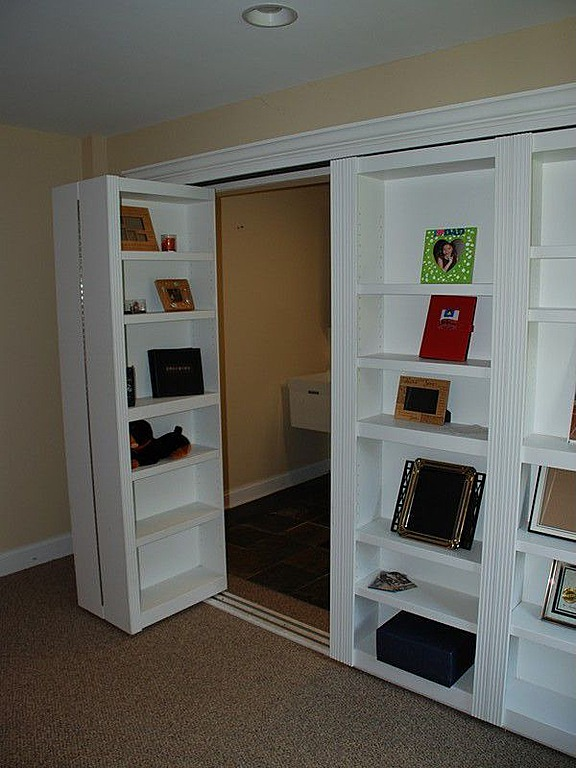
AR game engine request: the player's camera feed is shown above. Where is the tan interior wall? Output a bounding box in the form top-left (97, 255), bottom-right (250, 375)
top-left (0, 124), bottom-right (82, 551)
top-left (218, 184), bottom-right (330, 494)
top-left (107, 18), bottom-right (576, 172)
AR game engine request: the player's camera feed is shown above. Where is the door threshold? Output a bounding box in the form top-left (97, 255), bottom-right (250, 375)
top-left (207, 591), bottom-right (330, 655)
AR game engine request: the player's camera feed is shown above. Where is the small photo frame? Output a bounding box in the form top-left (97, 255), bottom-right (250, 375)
top-left (120, 206), bottom-right (158, 251)
top-left (391, 458), bottom-right (485, 550)
top-left (420, 227), bottom-right (477, 284)
top-left (394, 376), bottom-right (450, 426)
top-left (155, 279), bottom-right (195, 312)
top-left (542, 560), bottom-right (576, 628)
top-left (124, 298), bottom-right (147, 314)
top-left (528, 467), bottom-right (576, 542)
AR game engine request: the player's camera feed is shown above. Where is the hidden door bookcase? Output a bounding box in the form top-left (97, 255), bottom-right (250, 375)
top-left (53, 176), bottom-right (226, 634)
top-left (330, 129), bottom-right (576, 757)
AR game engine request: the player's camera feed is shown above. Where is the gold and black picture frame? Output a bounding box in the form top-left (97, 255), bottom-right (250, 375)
top-left (528, 466), bottom-right (576, 542)
top-left (391, 458), bottom-right (485, 550)
top-left (155, 279), bottom-right (195, 312)
top-left (120, 205), bottom-right (158, 251)
top-left (394, 375), bottom-right (450, 426)
top-left (542, 560), bottom-right (576, 628)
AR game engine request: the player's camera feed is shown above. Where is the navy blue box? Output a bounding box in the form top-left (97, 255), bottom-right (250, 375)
top-left (376, 611), bottom-right (476, 687)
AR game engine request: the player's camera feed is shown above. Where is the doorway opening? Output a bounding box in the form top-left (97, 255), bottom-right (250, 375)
top-left (215, 177), bottom-right (331, 636)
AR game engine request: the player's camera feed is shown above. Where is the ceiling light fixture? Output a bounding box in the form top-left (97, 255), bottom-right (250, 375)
top-left (242, 5), bottom-right (298, 28)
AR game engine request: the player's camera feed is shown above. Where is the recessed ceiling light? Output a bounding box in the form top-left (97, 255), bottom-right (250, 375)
top-left (242, 5), bottom-right (298, 28)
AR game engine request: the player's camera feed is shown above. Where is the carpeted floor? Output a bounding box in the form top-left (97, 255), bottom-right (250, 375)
top-left (1, 557), bottom-right (572, 768)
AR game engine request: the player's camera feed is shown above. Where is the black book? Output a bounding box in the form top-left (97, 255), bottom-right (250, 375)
top-left (147, 348), bottom-right (204, 398)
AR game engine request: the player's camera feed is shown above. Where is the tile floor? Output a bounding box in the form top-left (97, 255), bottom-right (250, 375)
top-left (225, 474), bottom-right (330, 611)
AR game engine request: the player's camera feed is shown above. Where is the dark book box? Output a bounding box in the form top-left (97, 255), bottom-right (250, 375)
top-left (376, 611), bottom-right (476, 687)
top-left (148, 348), bottom-right (204, 398)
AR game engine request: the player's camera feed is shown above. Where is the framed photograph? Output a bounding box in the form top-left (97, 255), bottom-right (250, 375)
top-left (124, 298), bottom-right (147, 314)
top-left (391, 458), bottom-right (485, 550)
top-left (542, 560), bottom-right (576, 628)
top-left (528, 467), bottom-right (576, 542)
top-left (155, 279), bottom-right (195, 312)
top-left (420, 226), bottom-right (477, 284)
top-left (120, 206), bottom-right (158, 251)
top-left (394, 375), bottom-right (450, 426)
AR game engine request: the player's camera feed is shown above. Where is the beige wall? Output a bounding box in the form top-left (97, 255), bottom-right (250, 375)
top-left (107, 18), bottom-right (576, 172)
top-left (0, 124), bottom-right (82, 551)
top-left (218, 184), bottom-right (330, 493)
top-left (1, 17), bottom-right (575, 556)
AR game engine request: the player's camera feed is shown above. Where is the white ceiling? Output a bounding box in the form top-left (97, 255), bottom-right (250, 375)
top-left (1, 0), bottom-right (575, 137)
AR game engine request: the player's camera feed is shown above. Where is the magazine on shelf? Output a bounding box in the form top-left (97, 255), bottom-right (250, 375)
top-left (420, 227), bottom-right (477, 284)
top-left (368, 571), bottom-right (417, 592)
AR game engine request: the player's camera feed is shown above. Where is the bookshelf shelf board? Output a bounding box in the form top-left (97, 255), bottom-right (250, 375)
top-left (131, 446), bottom-right (219, 480)
top-left (357, 413), bottom-right (488, 456)
top-left (356, 518), bottom-right (483, 572)
top-left (530, 245), bottom-right (576, 260)
top-left (124, 310), bottom-right (215, 324)
top-left (510, 601), bottom-right (576, 655)
top-left (357, 283), bottom-right (493, 297)
top-left (136, 502), bottom-right (222, 546)
top-left (129, 392), bottom-right (219, 419)
top-left (140, 568), bottom-right (225, 617)
top-left (122, 250), bottom-right (213, 261)
top-left (522, 434), bottom-right (576, 471)
top-left (355, 571), bottom-right (478, 632)
top-left (528, 308), bottom-right (576, 324)
top-left (357, 353), bottom-right (491, 379)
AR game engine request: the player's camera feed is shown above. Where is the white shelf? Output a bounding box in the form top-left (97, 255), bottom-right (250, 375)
top-left (522, 434), bottom-right (576, 470)
top-left (122, 250), bottom-right (213, 261)
top-left (505, 679), bottom-right (576, 750)
top-left (356, 571), bottom-right (478, 632)
top-left (354, 630), bottom-right (474, 713)
top-left (530, 245), bottom-right (576, 260)
top-left (528, 307), bottom-right (576, 323)
top-left (357, 413), bottom-right (488, 456)
top-left (136, 502), bottom-right (222, 546)
top-left (124, 310), bottom-right (215, 324)
top-left (516, 529), bottom-right (576, 560)
top-left (357, 282), bottom-right (492, 297)
top-left (129, 392), bottom-right (219, 419)
top-left (510, 601), bottom-right (576, 655)
top-left (140, 567), bottom-right (226, 622)
top-left (357, 353), bottom-right (491, 379)
top-left (131, 446), bottom-right (219, 480)
top-left (357, 518), bottom-right (482, 572)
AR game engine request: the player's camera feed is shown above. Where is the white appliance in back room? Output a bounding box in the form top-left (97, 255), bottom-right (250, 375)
top-left (288, 371), bottom-right (331, 433)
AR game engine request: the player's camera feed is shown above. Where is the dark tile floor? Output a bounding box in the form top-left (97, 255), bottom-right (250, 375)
top-left (225, 474), bottom-right (330, 611)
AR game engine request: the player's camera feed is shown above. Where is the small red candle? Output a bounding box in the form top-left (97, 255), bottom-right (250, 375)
top-left (161, 234), bottom-right (177, 251)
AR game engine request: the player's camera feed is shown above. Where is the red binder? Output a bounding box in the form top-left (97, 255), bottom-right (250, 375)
top-left (419, 295), bottom-right (477, 362)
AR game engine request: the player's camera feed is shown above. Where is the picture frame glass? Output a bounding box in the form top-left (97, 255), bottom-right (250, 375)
top-left (542, 561), bottom-right (576, 627)
top-left (397, 459), bottom-right (476, 548)
top-left (529, 467), bottom-right (576, 542)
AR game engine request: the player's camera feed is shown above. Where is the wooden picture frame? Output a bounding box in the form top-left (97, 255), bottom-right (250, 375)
top-left (391, 458), bottom-right (485, 550)
top-left (394, 376), bottom-right (450, 426)
top-left (542, 560), bottom-right (576, 628)
top-left (528, 466), bottom-right (576, 542)
top-left (155, 279), bottom-right (195, 312)
top-left (120, 206), bottom-right (158, 251)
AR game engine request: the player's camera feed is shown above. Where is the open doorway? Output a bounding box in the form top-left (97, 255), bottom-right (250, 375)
top-left (216, 178), bottom-right (331, 633)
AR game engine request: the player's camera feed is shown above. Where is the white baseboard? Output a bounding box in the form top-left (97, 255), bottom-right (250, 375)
top-left (0, 533), bottom-right (73, 577)
top-left (225, 459), bottom-right (330, 509)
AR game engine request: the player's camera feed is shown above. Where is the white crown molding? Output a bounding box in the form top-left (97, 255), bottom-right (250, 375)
top-left (125, 83), bottom-right (576, 185)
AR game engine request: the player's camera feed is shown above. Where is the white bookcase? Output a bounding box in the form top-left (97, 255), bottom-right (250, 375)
top-left (53, 175), bottom-right (226, 635)
top-left (330, 129), bottom-right (576, 756)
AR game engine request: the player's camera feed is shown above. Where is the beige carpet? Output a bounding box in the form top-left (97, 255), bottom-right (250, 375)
top-left (1, 557), bottom-right (571, 768)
